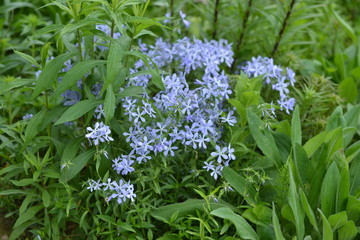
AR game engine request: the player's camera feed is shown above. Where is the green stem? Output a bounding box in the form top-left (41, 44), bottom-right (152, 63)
top-left (169, 0), bottom-right (174, 43)
top-left (271, 0), bottom-right (297, 57)
top-left (231, 0), bottom-right (253, 72)
top-left (111, 19), bottom-right (115, 38)
top-left (45, 91), bottom-right (53, 155)
top-left (77, 29), bottom-right (83, 62)
top-left (124, 37), bottom-right (134, 69)
top-left (212, 0), bottom-right (221, 39)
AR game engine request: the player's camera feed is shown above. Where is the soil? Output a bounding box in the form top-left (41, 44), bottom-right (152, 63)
top-left (0, 213), bottom-right (12, 240)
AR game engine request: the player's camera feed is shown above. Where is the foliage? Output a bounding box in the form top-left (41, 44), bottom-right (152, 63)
top-left (0, 0), bottom-right (360, 239)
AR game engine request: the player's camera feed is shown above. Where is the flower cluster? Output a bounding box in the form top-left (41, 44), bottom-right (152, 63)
top-left (85, 122), bottom-right (114, 146)
top-left (242, 56), bottom-right (296, 113)
top-left (118, 37), bottom-right (237, 182)
top-left (203, 144), bottom-right (236, 180)
top-left (84, 23), bottom-right (297, 204)
top-left (137, 37), bottom-right (233, 75)
top-left (87, 179), bottom-right (136, 204)
top-left (164, 11), bottom-right (191, 29)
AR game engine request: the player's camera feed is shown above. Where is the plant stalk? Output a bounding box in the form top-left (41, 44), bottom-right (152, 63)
top-left (212, 0), bottom-right (221, 39)
top-left (271, 0), bottom-right (297, 57)
top-left (231, 0), bottom-right (253, 72)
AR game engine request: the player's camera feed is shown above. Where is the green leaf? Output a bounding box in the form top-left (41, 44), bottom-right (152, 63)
top-left (32, 51), bottom-right (77, 98)
top-left (42, 189), bottom-right (51, 208)
top-left (291, 105), bottom-right (301, 146)
top-left (338, 220), bottom-right (358, 240)
top-left (211, 207), bottom-right (259, 240)
top-left (117, 86), bottom-right (145, 98)
top-left (325, 127), bottom-right (343, 160)
top-left (0, 2), bottom-right (34, 13)
top-left (339, 77), bottom-right (358, 103)
top-left (294, 144), bottom-right (313, 185)
top-left (24, 109), bottom-right (47, 143)
top-left (60, 150), bottom-right (95, 182)
top-left (0, 78), bottom-right (34, 95)
top-left (103, 39), bottom-right (125, 94)
top-left (320, 161), bottom-right (340, 217)
top-left (125, 50), bottom-right (164, 90)
top-left (343, 127), bottom-right (357, 148)
top-left (41, 42), bottom-right (52, 67)
top-left (346, 196), bottom-right (360, 222)
top-left (10, 178), bottom-right (34, 187)
top-left (330, 5), bottom-right (358, 43)
top-left (241, 91), bottom-right (261, 106)
top-left (42, 1), bottom-right (72, 16)
top-left (104, 84), bottom-right (115, 124)
top-left (25, 106), bottom-right (67, 143)
top-left (303, 131), bottom-right (327, 157)
top-left (343, 105), bottom-right (360, 145)
top-left (0, 189), bottom-right (28, 195)
top-left (13, 205), bottom-right (43, 228)
top-left (97, 214), bottom-right (114, 223)
top-left (52, 60), bottom-right (106, 99)
top-left (151, 199), bottom-right (235, 221)
top-left (13, 50), bottom-right (41, 68)
top-left (222, 167), bottom-right (256, 205)
top-left (308, 145), bottom-right (328, 208)
top-left (34, 24), bottom-right (63, 36)
top-left (272, 203), bottom-right (285, 240)
top-left (337, 164), bottom-right (350, 212)
top-left (61, 138), bottom-right (82, 165)
top-left (326, 106), bottom-right (345, 132)
top-left (318, 209), bottom-right (333, 240)
top-left (59, 17), bottom-right (106, 38)
top-left (79, 211), bottom-right (88, 230)
top-left (299, 189), bottom-right (319, 233)
top-left (9, 220), bottom-right (37, 240)
top-left (19, 194), bottom-right (34, 215)
top-left (247, 109), bottom-right (282, 167)
top-left (252, 205), bottom-right (272, 224)
top-left (117, 221), bottom-right (136, 232)
top-left (328, 211), bottom-right (348, 231)
top-left (228, 99), bottom-right (246, 125)
top-left (350, 152), bottom-right (360, 195)
top-left (134, 29), bottom-right (158, 39)
top-left (55, 99), bottom-right (102, 125)
top-left (0, 164), bottom-right (23, 176)
top-left (288, 165), bottom-right (305, 239)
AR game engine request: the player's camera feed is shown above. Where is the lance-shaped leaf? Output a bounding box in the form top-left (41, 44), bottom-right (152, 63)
top-left (52, 60), bottom-right (106, 100)
top-left (60, 150), bottom-right (95, 182)
top-left (288, 164), bottom-right (305, 239)
top-left (32, 51), bottom-right (77, 98)
top-left (55, 99), bottom-right (102, 125)
top-left (211, 207), bottom-right (259, 240)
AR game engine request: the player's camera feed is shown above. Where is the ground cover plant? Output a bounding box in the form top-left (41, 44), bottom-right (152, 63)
top-left (0, 0), bottom-right (360, 239)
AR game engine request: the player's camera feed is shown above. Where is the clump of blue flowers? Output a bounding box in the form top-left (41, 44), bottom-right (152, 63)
top-left (84, 22), bottom-right (297, 204)
top-left (242, 56), bottom-right (296, 113)
top-left (119, 36), bottom-right (238, 182)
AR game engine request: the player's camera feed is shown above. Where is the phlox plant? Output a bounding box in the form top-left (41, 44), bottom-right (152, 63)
top-left (0, 4), bottom-right (298, 237)
top-left (1, 0), bottom-right (359, 239)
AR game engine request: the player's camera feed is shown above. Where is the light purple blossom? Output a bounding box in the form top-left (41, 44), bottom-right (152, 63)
top-left (211, 145), bottom-right (229, 164)
top-left (85, 122), bottom-right (114, 145)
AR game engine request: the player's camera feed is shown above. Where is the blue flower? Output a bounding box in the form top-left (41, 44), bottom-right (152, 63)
top-left (179, 11), bottom-right (191, 28)
top-left (85, 122), bottom-right (114, 145)
top-left (94, 104), bottom-right (105, 119)
top-left (61, 90), bottom-right (81, 106)
top-left (22, 113), bottom-right (33, 120)
top-left (211, 145), bottom-right (229, 164)
top-left (112, 155), bottom-right (135, 175)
